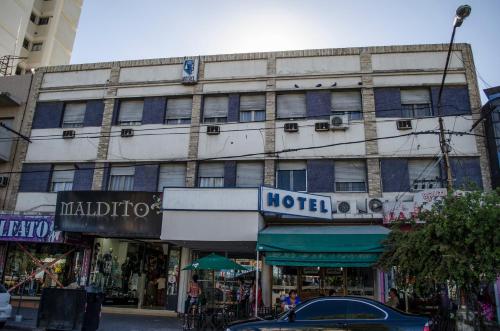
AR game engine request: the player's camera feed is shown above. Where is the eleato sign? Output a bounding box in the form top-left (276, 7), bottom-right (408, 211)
top-left (0, 215), bottom-right (63, 243)
top-left (181, 58), bottom-right (199, 84)
top-left (259, 187), bottom-right (332, 220)
top-left (55, 191), bottom-right (162, 238)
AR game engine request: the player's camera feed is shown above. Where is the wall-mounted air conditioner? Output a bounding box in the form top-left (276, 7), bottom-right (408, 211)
top-left (315, 122), bottom-right (330, 131)
top-left (330, 114), bottom-right (349, 130)
top-left (62, 130), bottom-right (75, 139)
top-left (366, 198), bottom-right (383, 213)
top-left (396, 119), bottom-right (412, 130)
top-left (284, 122), bottom-right (299, 132)
top-left (336, 200), bottom-right (357, 214)
top-left (207, 125), bottom-right (221, 135)
top-left (121, 128), bottom-right (134, 137)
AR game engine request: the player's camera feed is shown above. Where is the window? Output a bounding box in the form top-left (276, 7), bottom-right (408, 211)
top-left (331, 91), bottom-right (363, 120)
top-left (203, 96), bottom-right (228, 123)
top-left (277, 162), bottom-right (306, 192)
top-left (30, 13), bottom-right (37, 23)
top-left (31, 43), bottom-right (43, 51)
top-left (295, 299), bottom-right (347, 320)
top-left (165, 97), bottom-right (192, 124)
top-left (400, 89), bottom-right (432, 118)
top-left (38, 17), bottom-right (50, 25)
top-left (62, 103), bottom-right (86, 128)
top-left (346, 300), bottom-right (386, 319)
top-left (335, 160), bottom-right (367, 192)
top-left (240, 95), bottom-right (266, 122)
top-left (108, 166), bottom-right (135, 191)
top-left (158, 164), bottom-right (186, 191)
top-left (22, 38), bottom-right (30, 50)
top-left (50, 165), bottom-right (74, 192)
top-left (408, 159), bottom-right (441, 191)
top-left (198, 163), bottom-right (224, 187)
top-left (277, 93), bottom-right (306, 119)
top-left (118, 100), bottom-right (143, 125)
top-left (236, 162), bottom-right (264, 187)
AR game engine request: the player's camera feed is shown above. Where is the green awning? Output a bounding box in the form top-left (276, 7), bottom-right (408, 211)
top-left (257, 225), bottom-right (390, 267)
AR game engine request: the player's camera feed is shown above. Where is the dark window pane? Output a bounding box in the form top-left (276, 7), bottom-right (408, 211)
top-left (346, 300), bottom-right (386, 319)
top-left (296, 299), bottom-right (347, 320)
top-left (349, 112), bottom-right (363, 120)
top-left (293, 170), bottom-right (306, 191)
top-left (277, 170), bottom-right (291, 191)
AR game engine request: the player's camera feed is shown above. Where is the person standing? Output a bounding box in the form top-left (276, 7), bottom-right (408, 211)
top-left (282, 290), bottom-right (301, 312)
top-left (387, 288), bottom-right (400, 309)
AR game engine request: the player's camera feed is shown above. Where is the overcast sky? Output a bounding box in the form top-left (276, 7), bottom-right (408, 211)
top-left (71, 0), bottom-right (500, 99)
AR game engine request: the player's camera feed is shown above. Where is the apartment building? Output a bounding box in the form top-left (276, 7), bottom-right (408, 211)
top-left (0, 0), bottom-right (83, 75)
top-left (0, 44), bottom-right (490, 312)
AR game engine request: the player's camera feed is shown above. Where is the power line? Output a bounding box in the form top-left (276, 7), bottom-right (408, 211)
top-left (2, 130), bottom-right (480, 176)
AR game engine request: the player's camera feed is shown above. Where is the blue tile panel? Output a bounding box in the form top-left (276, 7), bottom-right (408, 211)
top-left (374, 88), bottom-right (402, 118)
top-left (307, 159), bottom-right (334, 192)
top-left (72, 163), bottom-right (95, 191)
top-left (142, 97), bottom-right (166, 125)
top-left (227, 94), bottom-right (240, 123)
top-left (431, 86), bottom-right (471, 116)
top-left (449, 157), bottom-right (482, 189)
top-left (19, 163), bottom-right (52, 192)
top-left (133, 164), bottom-right (160, 192)
top-left (381, 159), bottom-right (410, 192)
top-left (83, 100), bottom-right (105, 127)
top-left (224, 161), bottom-right (237, 188)
top-left (306, 91), bottom-right (331, 118)
top-left (32, 102), bottom-right (64, 129)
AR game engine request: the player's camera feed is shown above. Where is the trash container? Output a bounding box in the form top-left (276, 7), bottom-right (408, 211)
top-left (37, 288), bottom-right (86, 331)
top-left (82, 286), bottom-right (104, 331)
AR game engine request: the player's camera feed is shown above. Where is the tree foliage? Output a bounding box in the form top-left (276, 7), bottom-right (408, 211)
top-left (378, 189), bottom-right (500, 297)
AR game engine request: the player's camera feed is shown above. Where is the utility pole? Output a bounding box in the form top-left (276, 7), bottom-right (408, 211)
top-left (437, 5), bottom-right (471, 193)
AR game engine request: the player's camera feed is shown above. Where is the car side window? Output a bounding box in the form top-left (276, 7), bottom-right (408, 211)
top-left (295, 299), bottom-right (347, 320)
top-left (346, 301), bottom-right (386, 319)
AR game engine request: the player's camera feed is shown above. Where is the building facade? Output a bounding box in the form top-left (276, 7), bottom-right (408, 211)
top-left (3, 43), bottom-right (491, 312)
top-left (0, 0), bottom-right (83, 75)
top-left (483, 86), bottom-right (500, 189)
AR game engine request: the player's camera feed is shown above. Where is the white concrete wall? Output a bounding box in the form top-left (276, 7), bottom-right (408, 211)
top-left (119, 64), bottom-right (183, 83)
top-left (275, 120), bottom-right (366, 158)
top-left (41, 69), bottom-right (111, 87)
top-left (204, 60), bottom-right (267, 79)
top-left (376, 116), bottom-right (477, 156)
top-left (15, 192), bottom-right (57, 212)
top-left (276, 77), bottom-right (361, 90)
top-left (116, 85), bottom-right (194, 98)
top-left (26, 127), bottom-right (101, 162)
top-left (38, 89), bottom-right (105, 101)
top-left (161, 210), bottom-right (262, 242)
top-left (202, 81), bottom-right (267, 93)
top-left (107, 124), bottom-right (190, 161)
top-left (276, 55), bottom-right (361, 75)
top-left (373, 73), bottom-right (466, 87)
top-left (197, 122), bottom-right (266, 160)
top-left (372, 51), bottom-right (463, 71)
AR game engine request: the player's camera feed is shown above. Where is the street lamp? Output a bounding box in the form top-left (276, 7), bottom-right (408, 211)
top-left (437, 5), bottom-right (471, 192)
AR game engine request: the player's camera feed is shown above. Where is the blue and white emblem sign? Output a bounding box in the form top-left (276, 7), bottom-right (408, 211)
top-left (182, 58), bottom-right (199, 84)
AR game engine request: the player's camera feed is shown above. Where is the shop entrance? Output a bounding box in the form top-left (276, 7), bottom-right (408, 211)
top-left (272, 266), bottom-right (375, 303)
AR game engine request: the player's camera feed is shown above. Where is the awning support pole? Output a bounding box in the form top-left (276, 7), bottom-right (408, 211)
top-left (255, 249), bottom-right (259, 318)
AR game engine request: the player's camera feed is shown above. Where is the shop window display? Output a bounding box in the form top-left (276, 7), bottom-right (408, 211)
top-left (2, 243), bottom-right (83, 297)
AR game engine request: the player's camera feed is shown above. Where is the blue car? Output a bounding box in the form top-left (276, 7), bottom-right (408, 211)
top-left (227, 296), bottom-right (430, 331)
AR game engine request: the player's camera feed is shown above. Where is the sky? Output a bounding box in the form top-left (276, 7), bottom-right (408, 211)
top-left (71, 0), bottom-right (500, 99)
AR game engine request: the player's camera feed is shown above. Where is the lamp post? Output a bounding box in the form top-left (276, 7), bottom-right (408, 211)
top-left (437, 5), bottom-right (471, 192)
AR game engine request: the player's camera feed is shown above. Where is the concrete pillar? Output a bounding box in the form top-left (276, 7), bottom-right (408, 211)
top-left (261, 259), bottom-right (273, 308)
top-left (177, 247), bottom-right (192, 313)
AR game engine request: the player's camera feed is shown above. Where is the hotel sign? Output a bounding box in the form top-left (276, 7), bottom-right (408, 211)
top-left (259, 187), bottom-right (333, 220)
top-left (55, 191), bottom-right (162, 238)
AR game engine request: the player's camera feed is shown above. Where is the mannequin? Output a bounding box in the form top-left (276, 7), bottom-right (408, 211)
top-left (121, 257), bottom-right (132, 293)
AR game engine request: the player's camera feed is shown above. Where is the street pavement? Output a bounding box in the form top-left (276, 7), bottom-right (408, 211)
top-left (4, 307), bottom-right (182, 331)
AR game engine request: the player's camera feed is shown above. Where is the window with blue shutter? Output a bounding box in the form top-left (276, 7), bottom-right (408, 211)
top-left (142, 97), bottom-right (166, 125)
top-left (381, 159), bottom-right (410, 192)
top-left (84, 100), bottom-right (105, 127)
top-left (307, 160), bottom-right (334, 192)
top-left (73, 163), bottom-right (94, 191)
top-left (306, 91), bottom-right (331, 119)
top-left (19, 163), bottom-right (52, 192)
top-left (374, 88), bottom-right (401, 118)
top-left (32, 102), bottom-right (64, 129)
top-left (431, 86), bottom-right (471, 116)
top-left (133, 164), bottom-right (160, 192)
top-left (277, 161), bottom-right (307, 192)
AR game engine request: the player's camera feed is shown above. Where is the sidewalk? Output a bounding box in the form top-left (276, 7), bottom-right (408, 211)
top-left (5, 307), bottom-right (182, 331)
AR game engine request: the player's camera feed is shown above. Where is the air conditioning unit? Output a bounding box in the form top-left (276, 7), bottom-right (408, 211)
top-left (330, 114), bottom-right (349, 130)
top-left (207, 125), bottom-right (220, 135)
top-left (62, 130), bottom-right (75, 139)
top-left (121, 128), bottom-right (134, 137)
top-left (284, 122), bottom-right (299, 132)
top-left (315, 122), bottom-right (330, 131)
top-left (336, 200), bottom-right (357, 214)
top-left (0, 176), bottom-right (8, 187)
top-left (397, 119), bottom-right (412, 130)
top-left (367, 198), bottom-right (383, 213)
